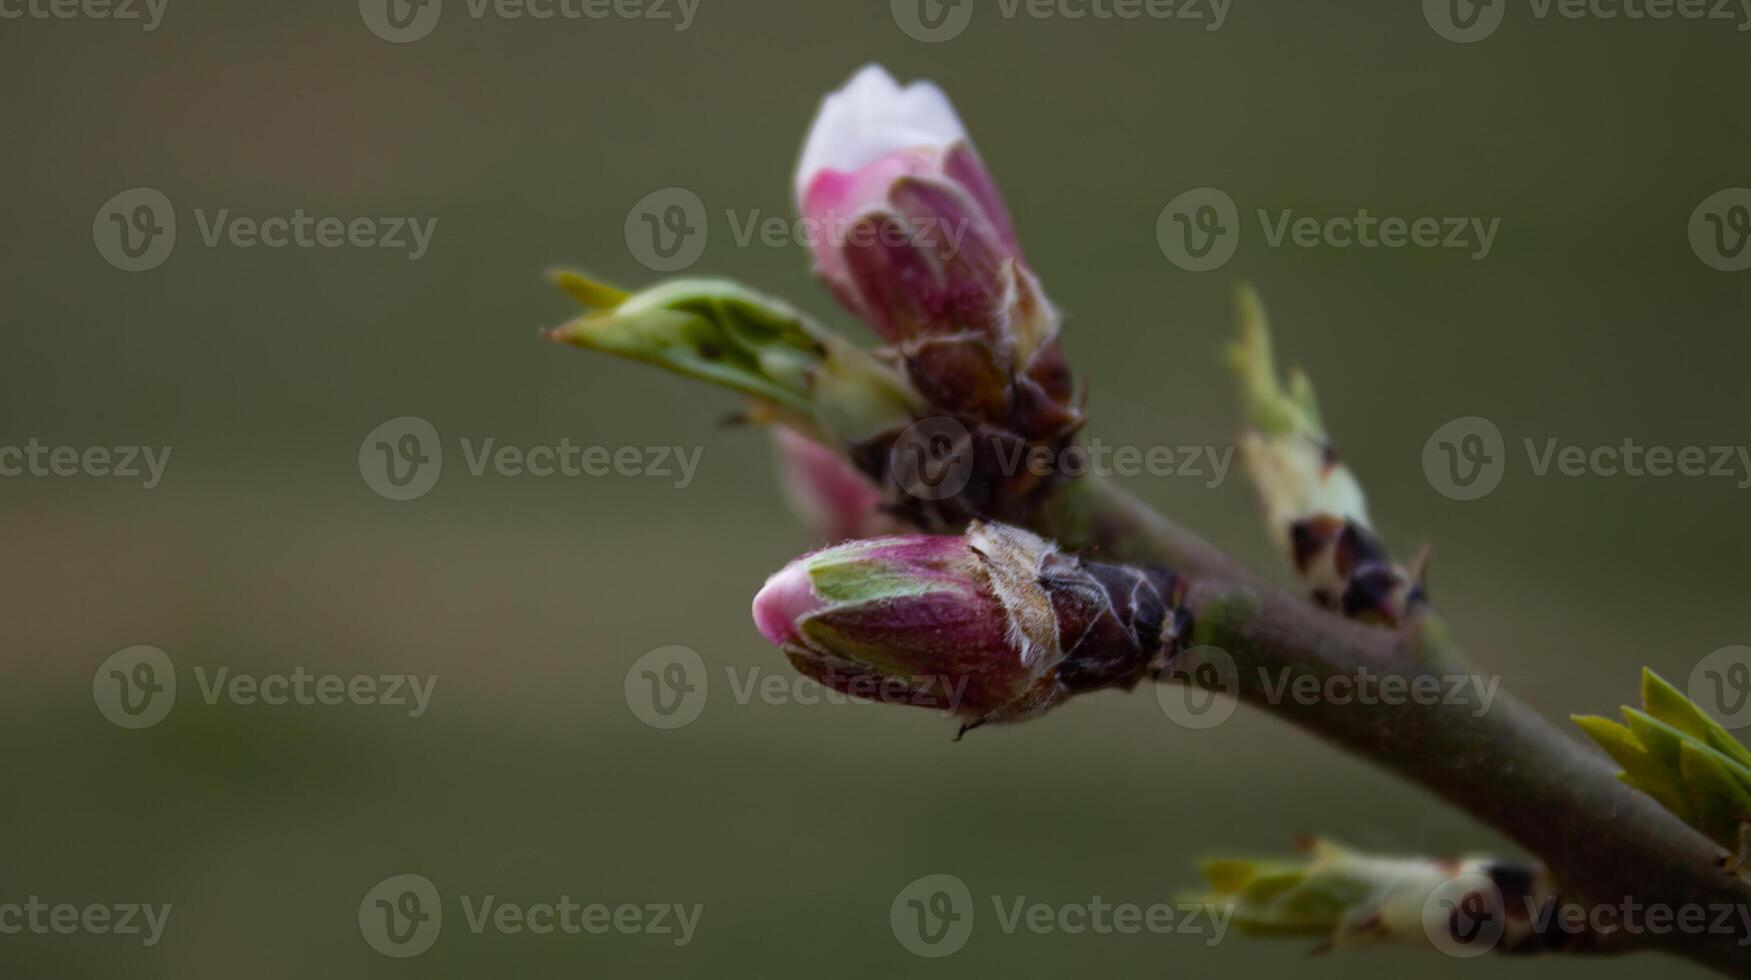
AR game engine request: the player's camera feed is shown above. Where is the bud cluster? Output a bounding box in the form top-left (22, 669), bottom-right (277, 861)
top-left (794, 66), bottom-right (1085, 527)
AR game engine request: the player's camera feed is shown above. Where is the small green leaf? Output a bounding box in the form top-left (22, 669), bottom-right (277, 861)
top-left (547, 276), bottom-right (920, 443)
top-left (1622, 708), bottom-right (1687, 773)
top-left (1678, 741), bottom-right (1751, 847)
top-left (1644, 668), bottom-right (1751, 770)
top-left (1573, 713), bottom-right (1693, 822)
top-left (1574, 674), bottom-right (1751, 850)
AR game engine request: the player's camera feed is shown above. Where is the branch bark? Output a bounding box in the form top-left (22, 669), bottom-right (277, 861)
top-left (1054, 477), bottom-right (1751, 974)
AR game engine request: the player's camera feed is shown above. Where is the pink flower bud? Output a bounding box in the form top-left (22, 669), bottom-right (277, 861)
top-left (772, 428), bottom-right (903, 543)
top-left (794, 66), bottom-right (1076, 436)
top-left (750, 522), bottom-right (1189, 731)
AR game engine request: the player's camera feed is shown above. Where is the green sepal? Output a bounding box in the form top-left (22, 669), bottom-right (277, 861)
top-left (547, 272), bottom-right (920, 444)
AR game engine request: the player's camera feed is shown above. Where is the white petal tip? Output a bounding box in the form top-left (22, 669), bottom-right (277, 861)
top-left (794, 64), bottom-right (969, 206)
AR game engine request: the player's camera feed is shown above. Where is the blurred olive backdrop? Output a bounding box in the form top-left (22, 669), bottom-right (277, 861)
top-left (3, 1), bottom-right (1749, 976)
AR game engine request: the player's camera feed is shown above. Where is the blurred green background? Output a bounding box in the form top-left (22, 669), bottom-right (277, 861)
top-left (3, 0), bottom-right (1749, 976)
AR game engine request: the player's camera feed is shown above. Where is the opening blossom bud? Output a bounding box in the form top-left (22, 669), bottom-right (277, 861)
top-left (751, 521), bottom-right (1189, 734)
top-left (1228, 287), bottom-right (1422, 625)
top-left (1195, 838), bottom-right (1575, 955)
top-left (794, 65), bottom-right (1079, 441)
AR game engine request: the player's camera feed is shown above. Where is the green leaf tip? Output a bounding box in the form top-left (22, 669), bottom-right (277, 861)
top-left (1643, 668), bottom-right (1751, 769)
top-left (547, 268), bottom-right (631, 310)
top-left (1226, 285), bottom-right (1324, 439)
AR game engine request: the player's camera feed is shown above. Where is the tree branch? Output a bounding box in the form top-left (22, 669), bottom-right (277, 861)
top-left (1061, 478), bottom-right (1751, 974)
top-left (546, 273), bottom-right (1749, 971)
